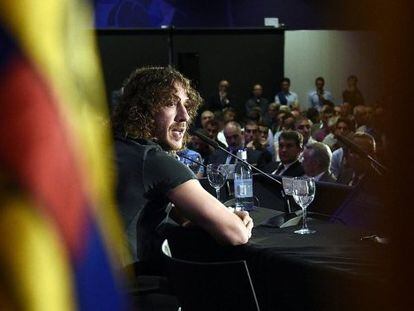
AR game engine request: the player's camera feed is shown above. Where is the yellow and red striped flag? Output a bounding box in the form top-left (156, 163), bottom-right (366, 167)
top-left (0, 0), bottom-right (128, 309)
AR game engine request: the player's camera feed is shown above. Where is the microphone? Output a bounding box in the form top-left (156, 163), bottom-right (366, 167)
top-left (336, 134), bottom-right (388, 175)
top-left (189, 129), bottom-right (301, 227)
top-left (189, 129), bottom-right (281, 185)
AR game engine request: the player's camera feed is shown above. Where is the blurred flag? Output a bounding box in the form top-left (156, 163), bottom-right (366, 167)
top-left (0, 0), bottom-right (127, 310)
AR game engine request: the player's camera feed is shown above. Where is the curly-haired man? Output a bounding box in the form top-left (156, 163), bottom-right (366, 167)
top-left (112, 67), bottom-right (253, 267)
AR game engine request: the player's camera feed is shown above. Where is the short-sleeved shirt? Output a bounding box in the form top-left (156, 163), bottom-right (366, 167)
top-left (114, 136), bottom-right (195, 264)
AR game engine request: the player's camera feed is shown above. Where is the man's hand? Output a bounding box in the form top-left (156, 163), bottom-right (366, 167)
top-left (234, 210), bottom-right (254, 238)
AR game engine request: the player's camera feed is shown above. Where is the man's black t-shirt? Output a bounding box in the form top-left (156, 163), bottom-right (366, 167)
top-left (114, 136), bottom-right (195, 264)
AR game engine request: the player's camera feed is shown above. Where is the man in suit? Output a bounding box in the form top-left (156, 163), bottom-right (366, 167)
top-left (206, 80), bottom-right (234, 112)
top-left (302, 142), bottom-right (336, 183)
top-left (208, 121), bottom-right (270, 167)
top-left (264, 130), bottom-right (304, 177)
top-left (330, 132), bottom-right (384, 230)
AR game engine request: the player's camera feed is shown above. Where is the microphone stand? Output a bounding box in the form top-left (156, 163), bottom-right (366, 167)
top-left (190, 130), bottom-right (301, 227)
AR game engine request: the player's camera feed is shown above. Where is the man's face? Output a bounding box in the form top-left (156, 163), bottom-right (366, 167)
top-left (253, 85), bottom-right (263, 97)
top-left (354, 106), bottom-right (368, 125)
top-left (335, 121), bottom-right (350, 137)
top-left (281, 81), bottom-right (290, 92)
top-left (302, 149), bottom-right (317, 177)
top-left (224, 126), bottom-right (242, 149)
top-left (278, 138), bottom-right (302, 164)
top-left (201, 111), bottom-right (214, 128)
top-left (219, 80), bottom-right (229, 92)
top-left (258, 125), bottom-right (269, 141)
top-left (296, 120), bottom-right (311, 143)
top-left (223, 110), bottom-right (236, 122)
top-left (244, 124), bottom-right (258, 144)
top-left (347, 137), bottom-right (374, 174)
top-left (153, 84), bottom-right (190, 150)
top-left (321, 107), bottom-right (333, 123)
top-left (268, 106), bottom-right (278, 118)
top-left (192, 136), bottom-right (210, 154)
top-left (283, 117), bottom-right (295, 130)
top-left (316, 79), bottom-right (324, 90)
top-left (205, 123), bottom-right (218, 139)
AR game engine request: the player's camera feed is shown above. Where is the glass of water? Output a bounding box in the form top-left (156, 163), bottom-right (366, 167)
top-left (292, 177), bottom-right (316, 234)
top-left (207, 164), bottom-right (227, 201)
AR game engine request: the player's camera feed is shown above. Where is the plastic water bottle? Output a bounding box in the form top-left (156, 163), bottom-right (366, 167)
top-left (234, 150), bottom-right (254, 211)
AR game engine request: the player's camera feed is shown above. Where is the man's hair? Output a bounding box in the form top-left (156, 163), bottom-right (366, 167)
top-left (352, 132), bottom-right (376, 154)
top-left (336, 117), bottom-right (355, 132)
top-left (347, 75), bottom-right (358, 82)
top-left (315, 76), bottom-right (325, 83)
top-left (279, 130), bottom-right (303, 148)
top-left (205, 119), bottom-right (219, 129)
top-left (201, 110), bottom-right (214, 118)
top-left (111, 66), bottom-right (202, 139)
top-left (224, 121), bottom-right (242, 131)
top-left (295, 116), bottom-right (312, 129)
top-left (305, 142), bottom-right (332, 171)
top-left (281, 77), bottom-right (291, 84)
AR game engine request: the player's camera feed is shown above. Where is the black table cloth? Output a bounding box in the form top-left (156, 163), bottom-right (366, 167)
top-left (165, 207), bottom-right (389, 311)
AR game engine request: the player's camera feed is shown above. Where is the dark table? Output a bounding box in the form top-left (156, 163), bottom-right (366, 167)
top-left (167, 207), bottom-right (389, 311)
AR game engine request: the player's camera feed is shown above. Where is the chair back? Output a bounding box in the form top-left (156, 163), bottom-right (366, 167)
top-left (161, 240), bottom-right (260, 311)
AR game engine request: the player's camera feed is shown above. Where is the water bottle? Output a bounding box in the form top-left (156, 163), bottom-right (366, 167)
top-left (234, 150), bottom-right (254, 211)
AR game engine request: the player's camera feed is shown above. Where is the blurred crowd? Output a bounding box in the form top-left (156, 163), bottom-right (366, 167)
top-left (183, 75), bottom-right (387, 186)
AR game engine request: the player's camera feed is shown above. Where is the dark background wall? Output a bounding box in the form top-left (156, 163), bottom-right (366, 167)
top-left (94, 0), bottom-right (374, 30)
top-left (97, 29), bottom-right (284, 110)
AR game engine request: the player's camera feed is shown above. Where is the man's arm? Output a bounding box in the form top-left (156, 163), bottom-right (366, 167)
top-left (167, 179), bottom-right (253, 245)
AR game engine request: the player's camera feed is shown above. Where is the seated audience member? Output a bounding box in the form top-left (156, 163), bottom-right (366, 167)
top-left (208, 121), bottom-right (271, 167)
top-left (112, 67), bottom-right (253, 267)
top-left (291, 108), bottom-right (301, 119)
top-left (342, 75), bottom-right (364, 108)
top-left (216, 108), bottom-right (237, 147)
top-left (245, 84), bottom-right (269, 115)
top-left (341, 102), bottom-right (354, 118)
top-left (306, 107), bottom-right (320, 125)
top-left (311, 104), bottom-right (335, 142)
top-left (263, 102), bottom-right (280, 132)
top-left (342, 132), bottom-right (376, 185)
top-left (204, 119), bottom-right (227, 148)
top-left (206, 79), bottom-right (234, 112)
top-left (302, 142), bottom-right (336, 182)
top-left (200, 110), bottom-right (215, 129)
top-left (308, 76), bottom-right (334, 111)
top-left (336, 132), bottom-right (376, 185)
top-left (275, 77), bottom-right (299, 108)
top-left (331, 132), bottom-right (384, 230)
top-left (273, 112), bottom-right (296, 161)
top-left (323, 117), bottom-right (354, 151)
top-left (353, 105), bottom-right (371, 133)
top-left (244, 120), bottom-right (259, 146)
top-left (264, 130), bottom-right (305, 177)
top-left (295, 116), bottom-right (316, 147)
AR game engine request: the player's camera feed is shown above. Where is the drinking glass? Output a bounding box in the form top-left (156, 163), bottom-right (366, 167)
top-left (292, 177), bottom-right (316, 234)
top-left (207, 164), bottom-right (227, 201)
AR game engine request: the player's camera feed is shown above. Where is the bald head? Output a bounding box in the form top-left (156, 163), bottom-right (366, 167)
top-left (223, 121), bottom-right (243, 149)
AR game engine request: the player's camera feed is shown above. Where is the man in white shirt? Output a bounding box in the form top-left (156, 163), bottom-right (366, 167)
top-left (275, 77), bottom-right (299, 108)
top-left (295, 116), bottom-right (317, 147)
top-left (308, 77), bottom-right (334, 111)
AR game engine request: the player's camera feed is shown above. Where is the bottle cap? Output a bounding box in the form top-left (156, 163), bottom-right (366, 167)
top-left (237, 149), bottom-right (247, 160)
